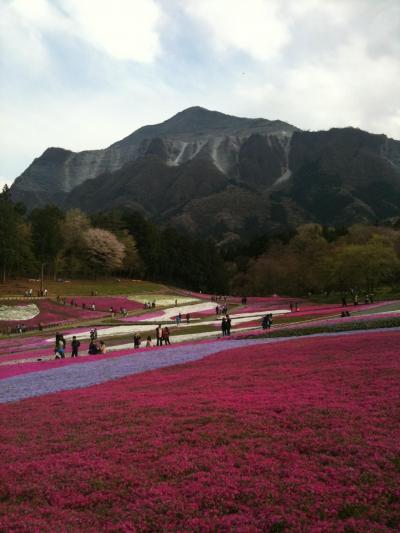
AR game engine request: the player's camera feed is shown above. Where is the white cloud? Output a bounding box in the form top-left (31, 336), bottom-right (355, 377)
top-left (1, 0), bottom-right (400, 186)
top-left (234, 36), bottom-right (400, 137)
top-left (3, 0), bottom-right (163, 64)
top-left (183, 0), bottom-right (289, 61)
top-left (61, 0), bottom-right (163, 62)
top-left (0, 0), bottom-right (52, 74)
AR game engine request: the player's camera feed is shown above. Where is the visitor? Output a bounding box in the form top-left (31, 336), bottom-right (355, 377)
top-left (261, 315), bottom-right (268, 330)
top-left (186, 313), bottom-right (191, 324)
top-left (156, 324), bottom-right (162, 346)
top-left (175, 315), bottom-right (180, 326)
top-left (226, 314), bottom-right (231, 336)
top-left (221, 316), bottom-right (227, 336)
top-left (71, 336), bottom-right (80, 357)
top-left (353, 294), bottom-right (359, 305)
top-left (146, 335), bottom-right (153, 347)
top-left (90, 329), bottom-right (95, 341)
top-left (162, 326), bottom-right (171, 345)
top-left (178, 312), bottom-right (182, 324)
top-left (88, 340), bottom-right (98, 355)
top-left (99, 340), bottom-right (106, 354)
top-left (290, 302), bottom-right (293, 312)
top-left (55, 336), bottom-right (65, 359)
top-left (134, 333), bottom-right (141, 349)
top-left (341, 295), bottom-right (347, 307)
top-left (93, 328), bottom-right (98, 340)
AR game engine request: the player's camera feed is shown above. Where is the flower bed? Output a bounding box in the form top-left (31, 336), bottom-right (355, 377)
top-left (0, 303), bottom-right (40, 321)
top-left (0, 300), bottom-right (106, 329)
top-left (267, 316), bottom-right (400, 338)
top-left (0, 331), bottom-right (399, 531)
top-left (70, 296), bottom-right (142, 313)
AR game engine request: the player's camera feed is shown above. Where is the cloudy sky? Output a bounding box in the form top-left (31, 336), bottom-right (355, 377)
top-left (1, 0), bottom-right (400, 187)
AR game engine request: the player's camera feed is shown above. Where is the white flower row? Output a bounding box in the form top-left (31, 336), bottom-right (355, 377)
top-left (0, 304), bottom-right (40, 321)
top-left (128, 294), bottom-right (201, 306)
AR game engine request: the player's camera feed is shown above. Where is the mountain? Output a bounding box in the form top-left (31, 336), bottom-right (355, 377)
top-left (10, 106), bottom-right (400, 241)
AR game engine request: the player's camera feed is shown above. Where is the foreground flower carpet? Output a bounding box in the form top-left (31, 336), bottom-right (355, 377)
top-left (1, 329), bottom-right (399, 532)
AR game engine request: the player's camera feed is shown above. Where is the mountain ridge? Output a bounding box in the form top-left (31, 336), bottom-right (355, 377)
top-left (10, 107), bottom-right (400, 241)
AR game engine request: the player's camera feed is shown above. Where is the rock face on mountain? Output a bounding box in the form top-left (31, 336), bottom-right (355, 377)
top-left (11, 106), bottom-right (400, 240)
top-left (12, 107), bottom-right (294, 200)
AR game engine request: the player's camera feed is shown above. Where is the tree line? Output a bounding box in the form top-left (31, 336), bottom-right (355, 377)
top-left (228, 223), bottom-right (400, 296)
top-left (2, 184), bottom-right (400, 296)
top-left (0, 186), bottom-right (228, 293)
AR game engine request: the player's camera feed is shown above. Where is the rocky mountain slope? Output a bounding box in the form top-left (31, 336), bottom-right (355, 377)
top-left (11, 107), bottom-right (400, 241)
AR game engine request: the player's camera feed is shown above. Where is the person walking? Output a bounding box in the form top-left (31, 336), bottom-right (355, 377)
top-left (55, 336), bottom-right (65, 359)
top-left (261, 315), bottom-right (268, 330)
top-left (134, 333), bottom-right (141, 349)
top-left (162, 326), bottom-right (171, 345)
top-left (71, 336), bottom-right (80, 357)
top-left (221, 316), bottom-right (227, 336)
top-left (226, 314), bottom-right (231, 336)
top-left (186, 313), bottom-right (191, 324)
top-left (156, 324), bottom-right (163, 346)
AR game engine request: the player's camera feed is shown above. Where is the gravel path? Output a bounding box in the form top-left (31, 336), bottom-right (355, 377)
top-left (1, 327), bottom-right (399, 405)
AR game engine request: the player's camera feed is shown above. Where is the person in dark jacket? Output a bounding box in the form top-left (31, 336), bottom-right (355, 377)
top-left (71, 336), bottom-right (80, 357)
top-left (226, 314), bottom-right (232, 336)
top-left (221, 316), bottom-right (227, 336)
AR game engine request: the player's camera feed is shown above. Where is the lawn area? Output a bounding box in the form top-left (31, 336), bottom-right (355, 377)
top-left (1, 331), bottom-right (399, 531)
top-left (0, 278), bottom-right (168, 299)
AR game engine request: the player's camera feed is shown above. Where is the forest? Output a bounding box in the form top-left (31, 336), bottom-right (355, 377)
top-left (1, 185), bottom-right (400, 297)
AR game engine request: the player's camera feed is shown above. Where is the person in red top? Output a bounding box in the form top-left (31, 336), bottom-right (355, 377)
top-left (162, 326), bottom-right (171, 345)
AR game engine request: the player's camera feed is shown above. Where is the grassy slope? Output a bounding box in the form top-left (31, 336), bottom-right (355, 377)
top-left (0, 278), bottom-right (168, 298)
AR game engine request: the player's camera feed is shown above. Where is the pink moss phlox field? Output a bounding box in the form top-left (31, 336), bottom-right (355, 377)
top-left (0, 344), bottom-right (138, 379)
top-left (0, 299), bottom-right (107, 328)
top-left (292, 311), bottom-right (400, 329)
top-left (71, 296), bottom-right (142, 312)
top-left (1, 332), bottom-right (400, 531)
